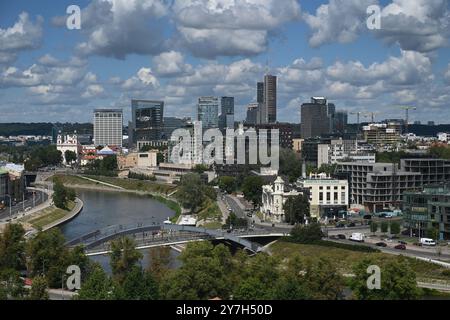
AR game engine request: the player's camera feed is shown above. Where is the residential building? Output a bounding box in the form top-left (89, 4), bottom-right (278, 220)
top-left (197, 96), bottom-right (219, 129)
top-left (401, 159), bottom-right (450, 186)
top-left (297, 173), bottom-right (349, 219)
top-left (130, 100), bottom-right (164, 147)
top-left (336, 162), bottom-right (423, 213)
top-left (261, 176), bottom-right (302, 223)
top-left (403, 183), bottom-right (450, 240)
top-left (437, 133), bottom-right (449, 143)
top-left (93, 109), bottom-right (123, 147)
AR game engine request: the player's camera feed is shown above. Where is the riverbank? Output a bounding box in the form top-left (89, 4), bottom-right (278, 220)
top-left (48, 174), bottom-right (184, 223)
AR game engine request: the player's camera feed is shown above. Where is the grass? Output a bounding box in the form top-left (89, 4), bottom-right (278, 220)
top-left (49, 174), bottom-right (98, 185)
top-left (203, 221), bottom-right (223, 229)
top-left (24, 201), bottom-right (75, 229)
top-left (85, 175), bottom-right (176, 195)
top-left (196, 198), bottom-right (222, 222)
top-left (270, 240), bottom-right (450, 282)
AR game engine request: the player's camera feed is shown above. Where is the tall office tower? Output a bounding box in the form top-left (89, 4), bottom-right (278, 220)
top-left (219, 97), bottom-right (235, 130)
top-left (130, 100), bottom-right (164, 146)
top-left (246, 103), bottom-right (259, 125)
top-left (301, 97), bottom-right (333, 139)
top-left (257, 82), bottom-right (264, 104)
top-left (334, 111), bottom-right (348, 134)
top-left (264, 75), bottom-right (277, 123)
top-left (197, 96), bottom-right (219, 129)
top-left (93, 109), bottom-right (123, 147)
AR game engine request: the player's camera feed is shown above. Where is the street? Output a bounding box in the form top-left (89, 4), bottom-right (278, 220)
top-left (0, 189), bottom-right (48, 221)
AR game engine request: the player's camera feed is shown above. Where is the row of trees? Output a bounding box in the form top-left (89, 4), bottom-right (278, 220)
top-left (24, 145), bottom-right (63, 171)
top-left (52, 180), bottom-right (76, 210)
top-left (83, 155), bottom-right (118, 176)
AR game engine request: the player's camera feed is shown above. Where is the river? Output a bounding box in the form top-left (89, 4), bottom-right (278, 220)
top-left (59, 189), bottom-right (180, 272)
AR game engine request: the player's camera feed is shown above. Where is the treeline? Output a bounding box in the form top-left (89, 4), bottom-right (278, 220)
top-left (128, 172), bottom-right (156, 181)
top-left (83, 156), bottom-right (118, 176)
top-left (0, 123), bottom-right (93, 136)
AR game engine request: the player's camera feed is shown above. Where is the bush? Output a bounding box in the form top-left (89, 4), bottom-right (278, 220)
top-left (290, 223), bottom-right (323, 244)
top-left (128, 172), bottom-right (157, 181)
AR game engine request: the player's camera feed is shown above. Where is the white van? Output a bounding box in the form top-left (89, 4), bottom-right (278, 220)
top-left (420, 238), bottom-right (436, 246)
top-left (349, 233), bottom-right (365, 243)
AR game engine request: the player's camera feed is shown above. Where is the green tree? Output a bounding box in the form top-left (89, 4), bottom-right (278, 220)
top-left (283, 194), bottom-right (310, 225)
top-left (381, 221), bottom-right (389, 234)
top-left (176, 173), bottom-right (206, 213)
top-left (109, 237), bottom-right (143, 283)
top-left (0, 223), bottom-right (26, 271)
top-left (241, 176), bottom-right (264, 208)
top-left (303, 258), bottom-right (344, 300)
top-left (77, 264), bottom-right (113, 300)
top-left (0, 269), bottom-right (26, 300)
top-left (64, 150), bottom-right (77, 164)
top-left (29, 275), bottom-right (49, 300)
top-left (370, 221), bottom-right (378, 234)
top-left (218, 176), bottom-right (236, 194)
top-left (113, 266), bottom-right (159, 300)
top-left (279, 148), bottom-right (302, 182)
top-left (147, 246), bottom-right (172, 281)
top-left (390, 221), bottom-right (401, 235)
top-left (426, 227), bottom-right (439, 240)
top-left (290, 222), bottom-right (324, 244)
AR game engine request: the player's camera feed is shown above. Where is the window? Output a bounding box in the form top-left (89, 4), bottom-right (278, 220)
top-left (334, 192), bottom-right (338, 201)
top-left (319, 193), bottom-right (323, 201)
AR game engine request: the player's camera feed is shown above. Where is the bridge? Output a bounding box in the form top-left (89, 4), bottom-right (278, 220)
top-left (66, 222), bottom-right (286, 256)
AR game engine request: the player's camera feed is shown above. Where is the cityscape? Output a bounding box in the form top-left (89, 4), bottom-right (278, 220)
top-left (1, 0), bottom-right (450, 306)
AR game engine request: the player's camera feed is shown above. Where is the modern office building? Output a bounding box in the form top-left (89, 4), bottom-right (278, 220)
top-left (163, 117), bottom-right (187, 139)
top-left (130, 100), bottom-right (164, 147)
top-left (403, 183), bottom-right (450, 240)
top-left (297, 173), bottom-right (349, 219)
top-left (246, 103), bottom-right (259, 125)
top-left (264, 75), bottom-right (277, 123)
top-left (336, 162), bottom-right (423, 213)
top-left (255, 123), bottom-right (294, 149)
top-left (197, 96), bottom-right (219, 130)
top-left (219, 97), bottom-right (235, 131)
top-left (257, 82), bottom-right (264, 104)
top-left (333, 111), bottom-right (348, 134)
top-left (93, 109), bottom-right (123, 148)
top-left (301, 97), bottom-right (334, 139)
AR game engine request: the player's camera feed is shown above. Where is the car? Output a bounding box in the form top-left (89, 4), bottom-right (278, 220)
top-left (337, 234), bottom-right (346, 240)
top-left (376, 242), bottom-right (387, 247)
top-left (395, 244), bottom-right (406, 250)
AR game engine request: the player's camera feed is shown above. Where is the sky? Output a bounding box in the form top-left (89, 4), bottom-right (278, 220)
top-left (0, 0), bottom-right (449, 124)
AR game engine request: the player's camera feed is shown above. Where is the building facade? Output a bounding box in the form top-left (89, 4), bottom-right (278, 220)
top-left (264, 75), bottom-right (277, 123)
top-left (130, 100), bottom-right (164, 147)
top-left (57, 133), bottom-right (81, 165)
top-left (197, 96), bottom-right (219, 130)
top-left (93, 109), bottom-right (123, 147)
top-left (219, 97), bottom-right (235, 131)
top-left (301, 97), bottom-right (334, 139)
top-left (403, 183), bottom-right (450, 240)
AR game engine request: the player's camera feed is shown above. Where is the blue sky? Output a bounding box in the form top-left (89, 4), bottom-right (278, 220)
top-left (1, 0), bottom-right (450, 124)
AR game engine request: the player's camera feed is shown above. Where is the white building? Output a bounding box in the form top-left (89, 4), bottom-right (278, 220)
top-left (93, 109), bottom-right (123, 147)
top-left (297, 173), bottom-right (349, 219)
top-left (437, 132), bottom-right (449, 143)
top-left (261, 177), bottom-right (302, 223)
top-left (57, 133), bottom-right (81, 165)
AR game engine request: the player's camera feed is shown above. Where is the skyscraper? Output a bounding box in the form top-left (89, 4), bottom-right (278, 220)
top-left (197, 96), bottom-right (219, 129)
top-left (93, 109), bottom-right (123, 147)
top-left (246, 103), bottom-right (259, 125)
top-left (301, 97), bottom-right (334, 139)
top-left (130, 100), bottom-right (164, 146)
top-left (257, 82), bottom-right (264, 104)
top-left (219, 97), bottom-right (235, 130)
top-left (264, 75), bottom-right (277, 123)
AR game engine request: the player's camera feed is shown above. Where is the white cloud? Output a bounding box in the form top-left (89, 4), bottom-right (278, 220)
top-left (153, 51), bottom-right (193, 77)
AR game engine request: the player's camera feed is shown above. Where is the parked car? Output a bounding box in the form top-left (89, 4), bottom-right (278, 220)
top-left (337, 234), bottom-right (346, 240)
top-left (376, 242), bottom-right (387, 247)
top-left (349, 233), bottom-right (365, 242)
top-left (420, 238), bottom-right (437, 247)
top-left (395, 244), bottom-right (406, 250)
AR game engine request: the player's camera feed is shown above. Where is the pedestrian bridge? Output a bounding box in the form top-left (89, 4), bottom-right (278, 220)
top-left (65, 222), bottom-right (286, 255)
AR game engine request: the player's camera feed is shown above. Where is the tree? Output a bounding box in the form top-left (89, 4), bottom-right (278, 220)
top-left (279, 148), bottom-right (302, 182)
top-left (52, 179), bottom-right (76, 209)
top-left (176, 173), bottom-right (206, 213)
top-left (290, 222), bottom-right (324, 244)
top-left (0, 223), bottom-right (26, 271)
top-left (370, 221), bottom-right (378, 235)
top-left (193, 164), bottom-right (209, 174)
top-left (147, 246), bottom-right (172, 281)
top-left (381, 221), bottom-right (389, 234)
top-left (0, 269), bottom-right (26, 300)
top-left (29, 275), bottom-right (49, 300)
top-left (223, 212), bottom-right (248, 229)
top-left (426, 227), bottom-right (439, 240)
top-left (390, 221), bottom-right (401, 236)
top-left (26, 228), bottom-right (68, 288)
top-left (283, 194), bottom-right (310, 225)
top-left (350, 257), bottom-right (421, 300)
top-left (218, 176), bottom-right (236, 194)
top-left (77, 263), bottom-right (113, 300)
top-left (64, 150), bottom-right (77, 164)
top-left (302, 258), bottom-right (344, 300)
top-left (110, 237), bottom-right (143, 283)
top-left (241, 176), bottom-right (264, 208)
top-left (113, 266), bottom-right (159, 300)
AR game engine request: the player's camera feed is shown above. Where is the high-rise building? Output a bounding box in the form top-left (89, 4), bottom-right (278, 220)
top-left (219, 97), bottom-right (234, 130)
top-left (93, 109), bottom-right (123, 147)
top-left (130, 100), bottom-right (164, 147)
top-left (334, 111), bottom-right (348, 134)
top-left (264, 75), bottom-right (277, 123)
top-left (301, 97), bottom-right (334, 139)
top-left (197, 96), bottom-right (219, 129)
top-left (246, 103), bottom-right (259, 125)
top-left (257, 82), bottom-right (264, 104)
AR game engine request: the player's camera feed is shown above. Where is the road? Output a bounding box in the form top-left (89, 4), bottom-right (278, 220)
top-left (0, 189), bottom-right (48, 221)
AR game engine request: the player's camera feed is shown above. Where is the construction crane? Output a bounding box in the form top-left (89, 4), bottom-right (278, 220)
top-left (362, 112), bottom-right (380, 123)
top-left (400, 106), bottom-right (417, 134)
